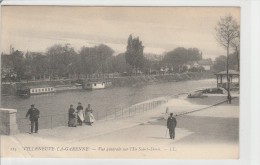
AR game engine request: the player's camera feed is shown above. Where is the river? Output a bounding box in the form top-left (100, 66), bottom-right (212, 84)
top-left (1, 79), bottom-right (216, 132)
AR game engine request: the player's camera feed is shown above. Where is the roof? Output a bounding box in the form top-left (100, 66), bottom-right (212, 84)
top-left (17, 85), bottom-right (52, 90)
top-left (216, 70), bottom-right (240, 76)
top-left (197, 59), bottom-right (213, 66)
top-left (186, 61), bottom-right (195, 65)
top-left (186, 59), bottom-right (212, 66)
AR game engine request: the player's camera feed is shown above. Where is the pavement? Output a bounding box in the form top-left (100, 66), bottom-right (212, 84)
top-left (0, 96), bottom-right (239, 159)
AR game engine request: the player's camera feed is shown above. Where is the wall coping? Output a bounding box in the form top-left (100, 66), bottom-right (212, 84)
top-left (0, 108), bottom-right (17, 114)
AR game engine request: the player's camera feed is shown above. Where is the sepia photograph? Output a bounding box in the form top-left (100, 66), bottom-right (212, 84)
top-left (0, 5), bottom-right (242, 159)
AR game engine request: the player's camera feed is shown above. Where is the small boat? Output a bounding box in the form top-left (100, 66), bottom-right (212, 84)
top-left (82, 81), bottom-right (106, 90)
top-left (187, 87), bottom-right (227, 98)
top-left (17, 87), bottom-right (30, 97)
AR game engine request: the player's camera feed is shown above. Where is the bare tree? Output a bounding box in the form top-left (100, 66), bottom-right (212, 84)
top-left (215, 14), bottom-right (239, 103)
top-left (231, 29), bottom-right (240, 71)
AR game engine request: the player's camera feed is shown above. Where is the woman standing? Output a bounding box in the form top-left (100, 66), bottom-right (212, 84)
top-left (85, 104), bottom-right (95, 126)
top-left (68, 104), bottom-right (77, 127)
top-left (76, 102), bottom-right (84, 126)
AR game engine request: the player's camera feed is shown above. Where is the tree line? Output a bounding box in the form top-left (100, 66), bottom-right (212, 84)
top-left (1, 31), bottom-right (239, 82)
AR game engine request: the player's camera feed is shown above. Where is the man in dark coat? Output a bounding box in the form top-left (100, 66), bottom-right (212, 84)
top-left (167, 113), bottom-right (177, 139)
top-left (26, 104), bottom-right (40, 134)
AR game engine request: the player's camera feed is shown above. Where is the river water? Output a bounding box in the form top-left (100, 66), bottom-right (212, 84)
top-left (1, 79), bottom-right (216, 132)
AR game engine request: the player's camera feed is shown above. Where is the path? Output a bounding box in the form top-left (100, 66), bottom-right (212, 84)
top-left (0, 96), bottom-right (239, 159)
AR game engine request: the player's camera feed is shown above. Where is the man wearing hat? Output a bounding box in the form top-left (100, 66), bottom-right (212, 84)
top-left (167, 113), bottom-right (177, 139)
top-left (26, 104), bottom-right (40, 134)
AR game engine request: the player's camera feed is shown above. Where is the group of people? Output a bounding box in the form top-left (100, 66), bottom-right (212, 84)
top-left (25, 103), bottom-right (96, 134)
top-left (68, 102), bottom-right (95, 127)
top-left (25, 103), bottom-right (177, 140)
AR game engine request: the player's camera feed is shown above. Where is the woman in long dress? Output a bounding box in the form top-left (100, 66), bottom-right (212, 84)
top-left (85, 104), bottom-right (95, 126)
top-left (68, 104), bottom-right (77, 127)
top-left (76, 102), bottom-right (84, 126)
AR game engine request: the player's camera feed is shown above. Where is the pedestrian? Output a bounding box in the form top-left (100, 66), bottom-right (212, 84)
top-left (167, 113), bottom-right (177, 139)
top-left (68, 104), bottom-right (77, 127)
top-left (227, 95), bottom-right (232, 104)
top-left (85, 104), bottom-right (95, 126)
top-left (26, 104), bottom-right (40, 134)
top-left (76, 102), bottom-right (84, 126)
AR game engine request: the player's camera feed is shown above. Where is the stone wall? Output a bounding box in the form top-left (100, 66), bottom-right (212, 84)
top-left (0, 108), bottom-right (19, 135)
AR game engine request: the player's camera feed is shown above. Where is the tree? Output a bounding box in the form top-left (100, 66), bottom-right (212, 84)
top-left (213, 55), bottom-right (227, 72)
top-left (230, 29), bottom-right (240, 71)
top-left (107, 53), bottom-right (130, 74)
top-left (215, 14), bottom-right (239, 102)
top-left (24, 52), bottom-right (49, 80)
top-left (162, 47), bottom-right (202, 72)
top-left (125, 35), bottom-right (145, 76)
top-left (79, 44), bottom-right (114, 78)
top-left (1, 54), bottom-right (16, 82)
top-left (11, 50), bottom-right (25, 81)
top-left (96, 44), bottom-right (114, 76)
top-left (46, 44), bottom-right (77, 79)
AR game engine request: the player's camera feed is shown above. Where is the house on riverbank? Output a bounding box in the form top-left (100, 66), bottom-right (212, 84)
top-left (186, 59), bottom-right (213, 71)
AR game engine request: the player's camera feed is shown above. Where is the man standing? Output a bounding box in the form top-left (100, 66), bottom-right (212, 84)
top-left (26, 104), bottom-right (40, 134)
top-left (167, 113), bottom-right (177, 139)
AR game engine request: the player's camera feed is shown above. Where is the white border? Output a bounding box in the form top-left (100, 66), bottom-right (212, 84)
top-left (1, 0), bottom-right (259, 165)
top-left (0, 0), bottom-right (246, 6)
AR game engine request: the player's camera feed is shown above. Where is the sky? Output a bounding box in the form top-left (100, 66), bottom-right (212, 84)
top-left (1, 6), bottom-right (240, 59)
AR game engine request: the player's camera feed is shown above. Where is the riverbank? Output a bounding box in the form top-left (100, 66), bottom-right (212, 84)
top-left (111, 72), bottom-right (214, 87)
top-left (0, 95), bottom-right (239, 158)
top-left (1, 72), bottom-right (214, 96)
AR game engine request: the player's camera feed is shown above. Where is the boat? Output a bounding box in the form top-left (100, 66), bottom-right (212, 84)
top-left (82, 81), bottom-right (105, 90)
top-left (16, 87), bottom-right (30, 97)
top-left (17, 85), bottom-right (56, 96)
top-left (187, 87), bottom-right (227, 98)
top-left (82, 81), bottom-right (107, 90)
top-left (54, 84), bottom-right (82, 92)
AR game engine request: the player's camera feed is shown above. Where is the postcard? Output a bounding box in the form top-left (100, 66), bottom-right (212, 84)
top-left (0, 5), bottom-right (240, 159)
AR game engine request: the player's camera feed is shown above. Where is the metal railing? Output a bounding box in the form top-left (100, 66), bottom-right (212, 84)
top-left (16, 97), bottom-right (168, 133)
top-left (95, 97), bottom-right (168, 121)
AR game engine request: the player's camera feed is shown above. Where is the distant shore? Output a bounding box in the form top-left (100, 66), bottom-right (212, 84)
top-left (1, 72), bottom-right (215, 96)
top-left (111, 72), bottom-right (214, 87)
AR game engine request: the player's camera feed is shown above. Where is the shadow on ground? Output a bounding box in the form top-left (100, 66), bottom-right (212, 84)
top-left (185, 96), bottom-right (239, 106)
top-left (148, 115), bottom-right (239, 144)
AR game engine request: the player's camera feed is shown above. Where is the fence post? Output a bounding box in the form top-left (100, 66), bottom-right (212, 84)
top-left (51, 116), bottom-right (53, 129)
top-left (96, 112), bottom-right (99, 121)
top-left (64, 114), bottom-right (67, 126)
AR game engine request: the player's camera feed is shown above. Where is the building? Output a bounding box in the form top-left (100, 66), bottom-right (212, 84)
top-left (186, 59), bottom-right (213, 71)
